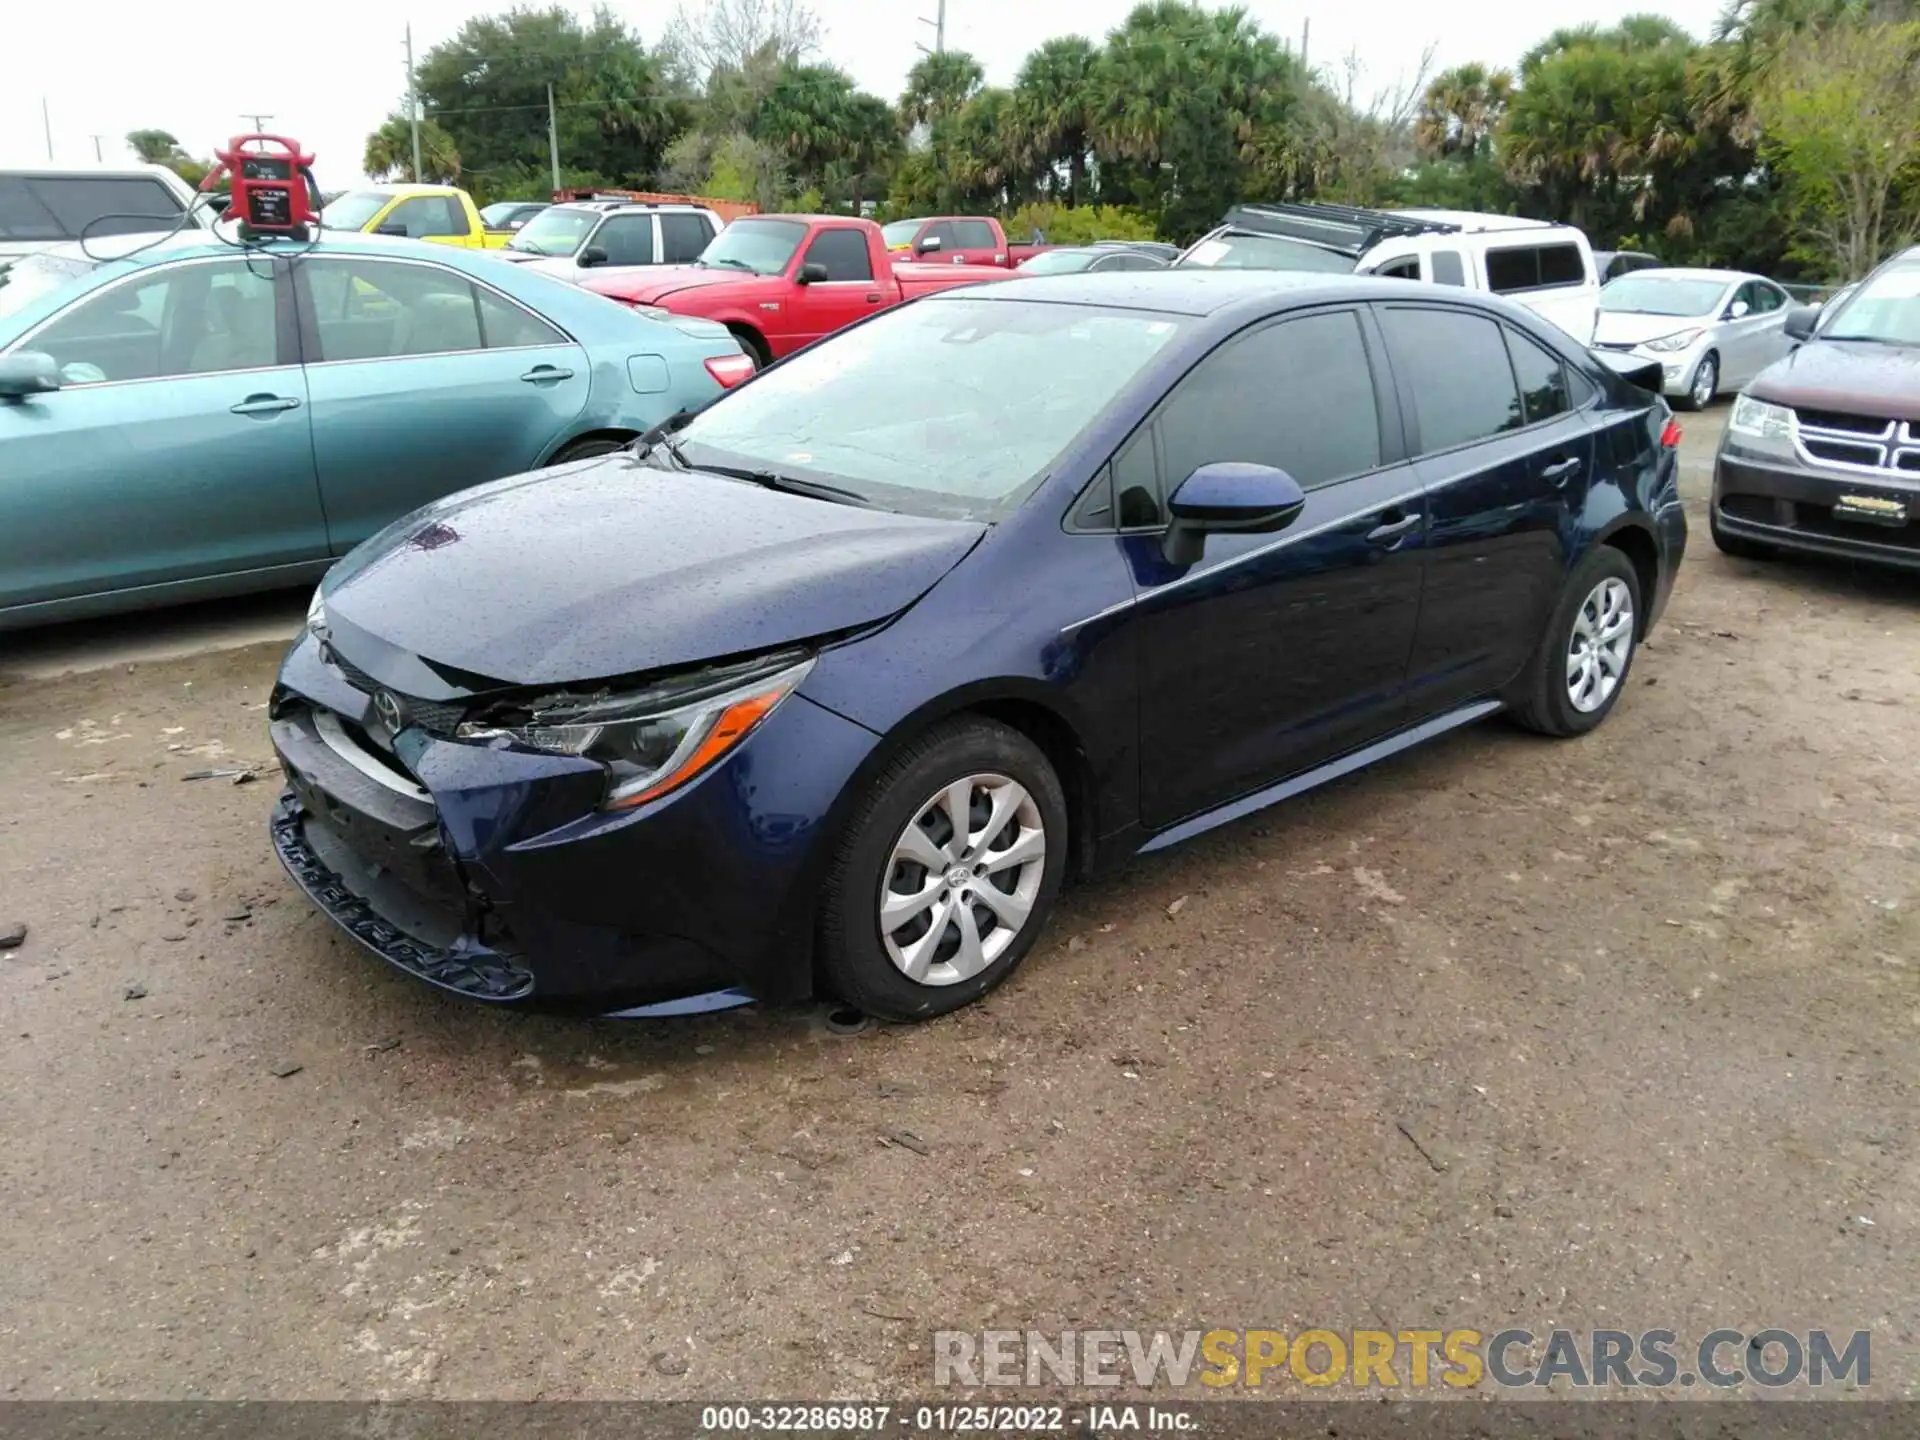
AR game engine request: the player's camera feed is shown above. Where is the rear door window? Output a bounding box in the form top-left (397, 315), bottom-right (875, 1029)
top-left (1379, 306), bottom-right (1524, 452)
top-left (1485, 242), bottom-right (1587, 294)
top-left (300, 257), bottom-right (485, 361)
top-left (1504, 327), bottom-right (1572, 425)
top-left (660, 213), bottom-right (713, 263)
top-left (953, 219), bottom-right (997, 250)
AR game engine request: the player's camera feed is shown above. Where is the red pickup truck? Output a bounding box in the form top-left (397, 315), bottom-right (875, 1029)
top-left (582, 215), bottom-right (1010, 367)
top-left (878, 215), bottom-right (1051, 269)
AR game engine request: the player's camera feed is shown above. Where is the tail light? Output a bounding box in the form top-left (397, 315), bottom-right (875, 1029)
top-left (1660, 418), bottom-right (1683, 448)
top-left (705, 353), bottom-right (756, 389)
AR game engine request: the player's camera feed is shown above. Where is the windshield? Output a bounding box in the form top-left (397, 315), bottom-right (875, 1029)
top-left (881, 220), bottom-right (924, 248)
top-left (1600, 275), bottom-right (1728, 317)
top-left (1177, 232), bottom-right (1357, 274)
top-left (1822, 263), bottom-right (1920, 344)
top-left (480, 202), bottom-right (535, 227)
top-left (320, 191), bottom-right (393, 232)
top-left (1016, 250), bottom-right (1096, 275)
top-left (0, 251), bottom-right (97, 323)
top-left (676, 296), bottom-right (1187, 521)
top-left (697, 218), bottom-right (806, 275)
top-left (508, 207), bottom-right (598, 256)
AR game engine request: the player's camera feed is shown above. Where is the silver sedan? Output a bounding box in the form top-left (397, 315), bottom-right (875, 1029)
top-left (1590, 267), bottom-right (1795, 410)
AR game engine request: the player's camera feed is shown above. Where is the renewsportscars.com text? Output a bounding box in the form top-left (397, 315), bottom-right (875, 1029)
top-left (934, 1328), bottom-right (1871, 1390)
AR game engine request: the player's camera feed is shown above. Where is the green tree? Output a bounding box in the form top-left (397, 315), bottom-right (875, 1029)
top-left (362, 113), bottom-right (463, 183)
top-left (126, 129), bottom-right (186, 167)
top-left (900, 50), bottom-right (985, 131)
top-left (1752, 20), bottom-right (1920, 275)
top-left (415, 6), bottom-right (675, 191)
top-left (1415, 63), bottom-right (1513, 160)
top-left (1014, 36), bottom-right (1098, 207)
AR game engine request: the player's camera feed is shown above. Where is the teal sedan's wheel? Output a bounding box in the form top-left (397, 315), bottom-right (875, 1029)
top-left (551, 436), bottom-right (629, 464)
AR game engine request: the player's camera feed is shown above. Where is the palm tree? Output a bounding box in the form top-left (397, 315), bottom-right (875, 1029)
top-left (362, 114), bottom-right (462, 183)
top-left (899, 50), bottom-right (985, 132)
top-left (1414, 63), bottom-right (1513, 160)
top-left (126, 129), bottom-right (186, 167)
top-left (1014, 36), bottom-right (1097, 207)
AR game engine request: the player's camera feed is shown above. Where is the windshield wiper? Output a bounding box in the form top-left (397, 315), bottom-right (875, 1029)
top-left (703, 257), bottom-right (757, 273)
top-left (696, 464), bottom-right (875, 508)
top-left (632, 410), bottom-right (696, 469)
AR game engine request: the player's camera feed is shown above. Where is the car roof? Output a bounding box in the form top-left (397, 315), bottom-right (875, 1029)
top-left (29, 227), bottom-right (506, 270)
top-left (946, 269), bottom-right (1484, 318)
top-left (1389, 208), bottom-right (1580, 236)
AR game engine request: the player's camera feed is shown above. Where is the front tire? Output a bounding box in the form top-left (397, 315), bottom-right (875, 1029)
top-left (1678, 352), bottom-right (1718, 411)
top-left (551, 435), bottom-right (629, 464)
top-left (818, 718), bottom-right (1067, 1021)
top-left (1507, 546), bottom-right (1643, 737)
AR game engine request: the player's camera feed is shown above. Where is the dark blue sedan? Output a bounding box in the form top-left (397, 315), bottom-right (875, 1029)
top-left (269, 271), bottom-right (1687, 1020)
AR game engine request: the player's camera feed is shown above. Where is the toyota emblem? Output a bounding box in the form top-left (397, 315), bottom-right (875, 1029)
top-left (373, 691), bottom-right (404, 733)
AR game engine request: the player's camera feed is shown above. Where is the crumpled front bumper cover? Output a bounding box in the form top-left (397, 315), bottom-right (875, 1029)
top-left (270, 791), bottom-right (536, 1001)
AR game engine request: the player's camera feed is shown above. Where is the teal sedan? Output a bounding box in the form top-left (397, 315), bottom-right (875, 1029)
top-left (0, 231), bottom-right (750, 629)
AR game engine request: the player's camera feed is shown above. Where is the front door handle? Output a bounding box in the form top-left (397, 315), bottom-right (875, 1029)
top-left (865, 293), bottom-right (883, 304)
top-left (520, 365), bottom-right (575, 384)
top-left (1540, 456), bottom-right (1582, 485)
top-left (230, 394), bottom-right (301, 416)
top-left (1365, 512), bottom-right (1420, 544)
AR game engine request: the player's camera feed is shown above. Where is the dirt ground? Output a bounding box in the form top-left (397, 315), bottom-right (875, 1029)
top-left (1, 407), bottom-right (1916, 1402)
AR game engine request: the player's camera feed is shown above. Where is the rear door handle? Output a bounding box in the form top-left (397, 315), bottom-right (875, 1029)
top-left (230, 394), bottom-right (300, 416)
top-left (521, 365), bottom-right (574, 383)
top-left (1365, 512), bottom-right (1421, 544)
top-left (1540, 456), bottom-right (1582, 485)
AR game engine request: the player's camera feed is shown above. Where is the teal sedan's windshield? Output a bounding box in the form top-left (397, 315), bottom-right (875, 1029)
top-left (1822, 262), bottom-right (1920, 344)
top-left (507, 207), bottom-right (598, 256)
top-left (677, 296), bottom-right (1188, 520)
top-left (0, 252), bottom-right (96, 323)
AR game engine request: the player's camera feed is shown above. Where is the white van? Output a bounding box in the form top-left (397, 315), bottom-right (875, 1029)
top-left (1178, 203), bottom-right (1602, 343)
top-left (0, 165), bottom-right (213, 266)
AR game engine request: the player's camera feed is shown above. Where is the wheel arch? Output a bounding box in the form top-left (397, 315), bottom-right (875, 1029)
top-left (540, 427), bottom-right (638, 466)
top-left (1593, 516), bottom-right (1660, 636)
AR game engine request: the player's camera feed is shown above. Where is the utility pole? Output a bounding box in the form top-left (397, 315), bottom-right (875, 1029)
top-left (405, 24), bottom-right (423, 183)
top-left (916, 0), bottom-right (945, 55)
top-left (241, 113), bottom-right (273, 134)
top-left (546, 83), bottom-right (562, 196)
top-left (88, 134), bottom-right (104, 162)
top-left (1299, 17), bottom-right (1310, 70)
top-left (42, 98), bottom-right (53, 160)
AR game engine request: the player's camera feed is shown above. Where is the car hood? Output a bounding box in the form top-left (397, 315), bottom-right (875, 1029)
top-left (1748, 339), bottom-right (1920, 421)
top-left (320, 457), bottom-right (986, 693)
top-left (583, 267), bottom-right (763, 305)
top-left (1592, 311), bottom-right (1711, 346)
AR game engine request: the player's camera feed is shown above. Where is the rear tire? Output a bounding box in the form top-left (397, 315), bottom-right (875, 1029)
top-left (818, 718), bottom-right (1067, 1022)
top-left (551, 435), bottom-right (629, 464)
top-left (1507, 546), bottom-right (1643, 738)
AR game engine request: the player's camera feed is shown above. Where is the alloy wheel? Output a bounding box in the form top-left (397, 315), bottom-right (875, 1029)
top-left (1691, 356), bottom-right (1717, 409)
top-left (879, 774), bottom-right (1047, 986)
top-left (1566, 576), bottom-right (1635, 713)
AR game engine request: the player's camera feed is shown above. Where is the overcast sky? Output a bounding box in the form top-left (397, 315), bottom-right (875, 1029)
top-left (3, 0), bottom-right (1727, 190)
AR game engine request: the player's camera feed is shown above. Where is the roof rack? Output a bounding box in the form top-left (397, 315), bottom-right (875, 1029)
top-left (1219, 202), bottom-right (1460, 257)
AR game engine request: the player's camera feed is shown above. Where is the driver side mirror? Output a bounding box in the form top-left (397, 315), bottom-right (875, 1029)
top-left (796, 262), bottom-right (830, 284)
top-left (1162, 462), bottom-right (1307, 566)
top-left (916, 235), bottom-right (943, 255)
top-left (0, 351), bottom-right (61, 400)
top-left (579, 244), bottom-right (609, 267)
top-left (1725, 299), bottom-right (1751, 320)
top-left (1783, 304), bottom-right (1818, 342)
top-left (374, 223), bottom-right (408, 237)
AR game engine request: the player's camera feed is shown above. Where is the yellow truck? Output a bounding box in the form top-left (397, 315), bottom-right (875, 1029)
top-left (317, 184), bottom-right (513, 249)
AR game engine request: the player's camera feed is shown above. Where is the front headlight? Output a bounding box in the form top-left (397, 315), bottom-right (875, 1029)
top-left (1729, 393), bottom-right (1794, 442)
top-left (1643, 328), bottom-right (1703, 353)
top-left (306, 586), bottom-right (326, 635)
top-left (458, 654), bottom-right (814, 810)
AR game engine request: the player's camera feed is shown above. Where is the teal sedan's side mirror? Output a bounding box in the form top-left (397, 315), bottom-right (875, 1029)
top-left (0, 351), bottom-right (60, 399)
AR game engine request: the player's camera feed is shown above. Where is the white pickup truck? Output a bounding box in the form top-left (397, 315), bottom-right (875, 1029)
top-left (0, 165), bottom-right (215, 268)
